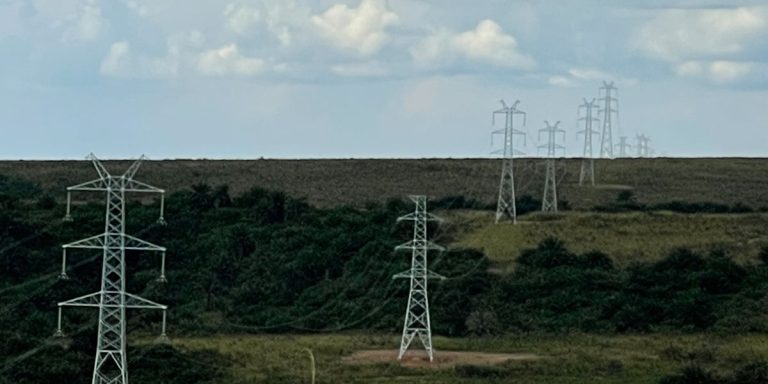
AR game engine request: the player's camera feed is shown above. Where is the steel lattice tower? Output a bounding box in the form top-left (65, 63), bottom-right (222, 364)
top-left (615, 136), bottom-right (632, 158)
top-left (577, 98), bottom-right (600, 186)
top-left (635, 134), bottom-right (651, 157)
top-left (491, 100), bottom-right (527, 224)
top-left (393, 195), bottom-right (445, 362)
top-left (598, 81), bottom-right (619, 159)
top-left (539, 121), bottom-right (565, 213)
top-left (54, 154), bottom-right (169, 384)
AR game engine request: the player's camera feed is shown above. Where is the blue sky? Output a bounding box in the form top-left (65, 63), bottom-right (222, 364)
top-left (1, 0), bottom-right (767, 159)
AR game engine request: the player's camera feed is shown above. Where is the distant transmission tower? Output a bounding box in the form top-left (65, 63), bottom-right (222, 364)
top-left (598, 81), bottom-right (619, 159)
top-left (55, 154), bottom-right (169, 384)
top-left (539, 121), bottom-right (565, 213)
top-left (393, 195), bottom-right (445, 362)
top-left (491, 100), bottom-right (526, 224)
top-left (635, 134), bottom-right (651, 157)
top-left (577, 98), bottom-right (600, 186)
top-left (615, 136), bottom-right (632, 158)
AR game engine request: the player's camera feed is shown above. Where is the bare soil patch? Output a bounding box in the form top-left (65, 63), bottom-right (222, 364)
top-left (342, 349), bottom-right (540, 369)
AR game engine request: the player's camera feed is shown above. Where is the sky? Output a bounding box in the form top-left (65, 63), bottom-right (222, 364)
top-left (0, 0), bottom-right (767, 159)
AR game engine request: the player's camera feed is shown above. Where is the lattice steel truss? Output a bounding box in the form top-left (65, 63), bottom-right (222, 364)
top-left (615, 136), bottom-right (632, 158)
top-left (635, 134), bottom-right (651, 157)
top-left (577, 98), bottom-right (600, 186)
top-left (539, 121), bottom-right (565, 213)
top-left (55, 153), bottom-right (168, 384)
top-left (393, 196), bottom-right (445, 362)
top-left (598, 81), bottom-right (620, 159)
top-left (491, 100), bottom-right (527, 224)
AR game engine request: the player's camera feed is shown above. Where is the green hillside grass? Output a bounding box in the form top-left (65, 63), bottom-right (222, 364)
top-left (136, 332), bottom-right (768, 384)
top-left (448, 210), bottom-right (768, 269)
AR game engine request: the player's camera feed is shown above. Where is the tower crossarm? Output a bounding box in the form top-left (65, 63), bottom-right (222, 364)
top-left (67, 178), bottom-right (110, 192)
top-left (395, 240), bottom-right (445, 252)
top-left (123, 234), bottom-right (166, 252)
top-left (57, 292), bottom-right (166, 310)
top-left (124, 293), bottom-right (167, 310)
top-left (63, 234), bottom-right (105, 250)
top-left (123, 179), bottom-right (165, 194)
top-left (62, 233), bottom-right (165, 252)
top-left (393, 270), bottom-right (446, 280)
top-left (397, 212), bottom-right (442, 222)
top-left (58, 291), bottom-right (102, 308)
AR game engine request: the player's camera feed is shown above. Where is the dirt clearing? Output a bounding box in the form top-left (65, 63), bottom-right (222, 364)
top-left (342, 349), bottom-right (541, 369)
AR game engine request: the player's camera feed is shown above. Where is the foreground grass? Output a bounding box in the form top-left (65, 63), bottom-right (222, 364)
top-left (135, 332), bottom-right (768, 384)
top-left (447, 210), bottom-right (768, 269)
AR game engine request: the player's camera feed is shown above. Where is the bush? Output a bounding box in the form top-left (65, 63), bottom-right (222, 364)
top-left (517, 237), bottom-right (578, 269)
top-left (658, 365), bottom-right (720, 384)
top-left (455, 364), bottom-right (508, 378)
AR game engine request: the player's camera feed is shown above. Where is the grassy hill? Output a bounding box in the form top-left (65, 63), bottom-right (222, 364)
top-left (446, 210), bottom-right (768, 270)
top-left (1, 158), bottom-right (768, 209)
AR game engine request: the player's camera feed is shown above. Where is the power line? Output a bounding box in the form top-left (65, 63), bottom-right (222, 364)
top-left (393, 196), bottom-right (444, 362)
top-left (54, 153), bottom-right (169, 384)
top-left (491, 100), bottom-right (527, 224)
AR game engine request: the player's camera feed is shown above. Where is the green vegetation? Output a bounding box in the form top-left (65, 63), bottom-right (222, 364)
top-left (453, 210), bottom-right (768, 268)
top-left (2, 164), bottom-right (768, 383)
top-left (138, 333), bottom-right (768, 384)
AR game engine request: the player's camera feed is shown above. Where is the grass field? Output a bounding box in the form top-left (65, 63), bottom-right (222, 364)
top-left (2, 158), bottom-right (768, 209)
top-left (446, 210), bottom-right (768, 269)
top-left (135, 332), bottom-right (768, 383)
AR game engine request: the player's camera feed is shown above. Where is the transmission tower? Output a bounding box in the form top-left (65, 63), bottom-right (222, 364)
top-left (615, 136), bottom-right (632, 158)
top-left (393, 195), bottom-right (445, 362)
top-left (598, 81), bottom-right (619, 159)
top-left (538, 121), bottom-right (565, 213)
top-left (55, 154), bottom-right (169, 384)
top-left (635, 134), bottom-right (651, 157)
top-left (491, 100), bottom-right (527, 224)
top-left (577, 98), bottom-right (600, 186)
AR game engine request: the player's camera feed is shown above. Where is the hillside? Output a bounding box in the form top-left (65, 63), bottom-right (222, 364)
top-left (1, 158), bottom-right (767, 209)
top-left (3, 158), bottom-right (768, 384)
top-left (446, 210), bottom-right (768, 269)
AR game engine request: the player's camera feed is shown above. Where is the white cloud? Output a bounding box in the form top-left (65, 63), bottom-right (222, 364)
top-left (633, 6), bottom-right (766, 61)
top-left (100, 40), bottom-right (181, 78)
top-left (222, 1), bottom-right (307, 48)
top-left (124, 0), bottom-right (148, 16)
top-left (676, 60), bottom-right (753, 83)
top-left (64, 0), bottom-right (106, 41)
top-left (674, 61), bottom-right (703, 77)
top-left (224, 3), bottom-right (260, 35)
top-left (331, 61), bottom-right (388, 77)
top-left (197, 43), bottom-right (265, 76)
top-left (709, 61), bottom-right (752, 83)
top-left (548, 76), bottom-right (575, 87)
top-left (548, 67), bottom-right (638, 88)
top-left (411, 19), bottom-right (535, 69)
top-left (311, 0), bottom-right (399, 55)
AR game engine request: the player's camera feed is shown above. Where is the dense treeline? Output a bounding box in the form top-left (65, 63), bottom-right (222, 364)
top-left (2, 174), bottom-right (768, 383)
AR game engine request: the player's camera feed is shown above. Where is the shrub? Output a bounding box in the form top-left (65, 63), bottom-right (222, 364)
top-left (658, 365), bottom-right (720, 384)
